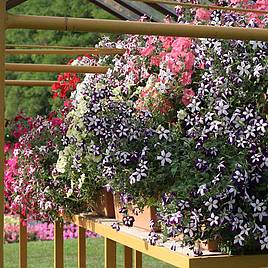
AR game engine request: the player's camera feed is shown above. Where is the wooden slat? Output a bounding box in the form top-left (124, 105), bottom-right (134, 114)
top-left (5, 80), bottom-right (57, 87)
top-left (6, 0), bottom-right (28, 10)
top-left (124, 246), bottom-right (133, 268)
top-left (5, 48), bottom-right (125, 55)
top-left (78, 227), bottom-right (86, 268)
top-left (5, 63), bottom-right (109, 74)
top-left (54, 221), bottom-right (64, 268)
top-left (6, 14), bottom-right (268, 41)
top-left (6, 44), bottom-right (121, 50)
top-left (89, 0), bottom-right (140, 20)
top-left (134, 250), bottom-right (142, 268)
top-left (115, 0), bottom-right (165, 22)
top-left (19, 220), bottom-right (27, 268)
top-left (105, 238), bottom-right (116, 268)
top-left (0, 2), bottom-right (5, 268)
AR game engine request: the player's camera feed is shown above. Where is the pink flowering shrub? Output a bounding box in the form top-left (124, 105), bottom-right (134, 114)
top-left (4, 223), bottom-right (19, 243)
top-left (5, 113), bottom-right (68, 222)
top-left (98, 34), bottom-right (196, 122)
top-left (4, 216), bottom-right (97, 243)
top-left (4, 54), bottom-right (104, 223)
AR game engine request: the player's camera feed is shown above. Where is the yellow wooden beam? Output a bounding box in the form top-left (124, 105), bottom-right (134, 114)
top-left (54, 221), bottom-right (64, 268)
top-left (5, 80), bottom-right (57, 87)
top-left (6, 44), bottom-right (100, 49)
top-left (0, 2), bottom-right (5, 267)
top-left (69, 215), bottom-right (190, 268)
top-left (19, 220), bottom-right (27, 268)
top-left (131, 0), bottom-right (268, 14)
top-left (5, 63), bottom-right (109, 73)
top-left (5, 48), bottom-right (125, 55)
top-left (68, 215), bottom-right (268, 268)
top-left (78, 227), bottom-right (86, 268)
top-left (6, 14), bottom-right (268, 41)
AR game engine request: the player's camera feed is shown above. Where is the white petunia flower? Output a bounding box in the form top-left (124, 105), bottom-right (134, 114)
top-left (237, 61), bottom-right (251, 76)
top-left (157, 126), bottom-right (170, 140)
top-left (157, 150), bottom-right (172, 166)
top-left (260, 237), bottom-right (268, 250)
top-left (255, 119), bottom-right (267, 134)
top-left (234, 234), bottom-right (245, 246)
top-left (207, 213), bottom-right (219, 226)
top-left (253, 64), bottom-right (264, 77)
top-left (215, 100), bottom-right (229, 116)
top-left (187, 98), bottom-right (201, 113)
top-left (205, 197), bottom-right (219, 211)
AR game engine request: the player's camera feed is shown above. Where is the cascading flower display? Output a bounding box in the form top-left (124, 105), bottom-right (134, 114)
top-left (5, 113), bottom-right (67, 222)
top-left (55, 72), bottom-right (176, 209)
top-left (4, 55), bottom-right (101, 222)
top-left (157, 6), bottom-right (268, 255)
top-left (4, 0), bottom-right (268, 255)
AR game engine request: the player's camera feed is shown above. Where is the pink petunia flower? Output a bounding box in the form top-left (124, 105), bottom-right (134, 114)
top-left (182, 88), bottom-right (195, 106)
top-left (195, 8), bottom-right (211, 21)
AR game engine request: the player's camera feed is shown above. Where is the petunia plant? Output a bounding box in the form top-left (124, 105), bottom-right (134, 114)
top-left (157, 5), bottom-right (268, 255)
top-left (55, 72), bottom-right (177, 210)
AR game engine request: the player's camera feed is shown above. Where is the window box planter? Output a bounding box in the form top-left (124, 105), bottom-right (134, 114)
top-left (113, 194), bottom-right (158, 231)
top-left (93, 190), bottom-right (115, 218)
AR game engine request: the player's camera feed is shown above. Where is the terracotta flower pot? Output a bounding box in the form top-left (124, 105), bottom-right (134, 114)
top-left (113, 194), bottom-right (158, 231)
top-left (93, 189), bottom-right (115, 218)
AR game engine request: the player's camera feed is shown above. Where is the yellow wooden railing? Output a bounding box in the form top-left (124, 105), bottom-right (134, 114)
top-left (16, 215), bottom-right (268, 268)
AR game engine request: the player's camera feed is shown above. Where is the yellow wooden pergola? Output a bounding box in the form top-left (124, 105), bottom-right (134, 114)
top-left (0, 0), bottom-right (268, 267)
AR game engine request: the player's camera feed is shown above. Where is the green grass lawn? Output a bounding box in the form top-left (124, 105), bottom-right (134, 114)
top-left (4, 238), bottom-right (174, 268)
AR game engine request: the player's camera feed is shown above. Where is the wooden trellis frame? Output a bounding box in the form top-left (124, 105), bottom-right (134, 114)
top-left (1, 0), bottom-right (268, 267)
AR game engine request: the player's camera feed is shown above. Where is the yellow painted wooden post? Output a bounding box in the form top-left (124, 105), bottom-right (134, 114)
top-left (105, 238), bottom-right (116, 268)
top-left (134, 251), bottom-right (142, 268)
top-left (78, 226), bottom-right (86, 268)
top-left (19, 219), bottom-right (27, 268)
top-left (0, 1), bottom-right (6, 268)
top-left (124, 246), bottom-right (132, 268)
top-left (54, 220), bottom-right (64, 268)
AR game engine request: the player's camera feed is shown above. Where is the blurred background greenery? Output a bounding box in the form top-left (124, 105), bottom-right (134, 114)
top-left (5, 0), bottom-right (115, 119)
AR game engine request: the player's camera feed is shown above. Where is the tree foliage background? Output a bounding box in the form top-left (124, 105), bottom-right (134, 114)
top-left (6, 0), bottom-right (115, 119)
